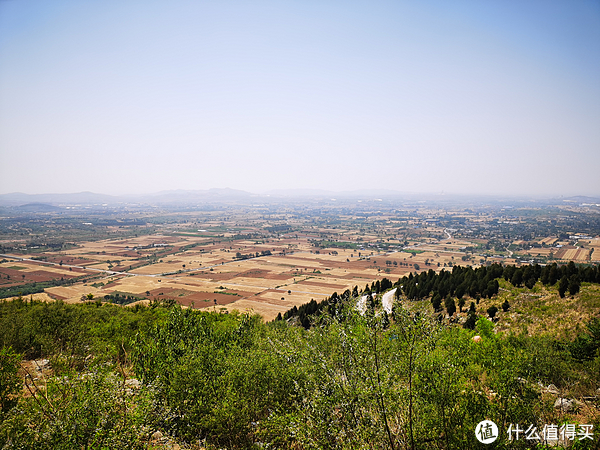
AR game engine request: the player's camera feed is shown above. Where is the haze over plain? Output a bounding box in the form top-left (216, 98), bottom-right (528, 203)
top-left (0, 0), bottom-right (599, 197)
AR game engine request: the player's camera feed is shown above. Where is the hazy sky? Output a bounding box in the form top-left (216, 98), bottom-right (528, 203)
top-left (1, 0), bottom-right (599, 197)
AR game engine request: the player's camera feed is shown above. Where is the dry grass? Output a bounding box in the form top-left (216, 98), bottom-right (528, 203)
top-left (45, 285), bottom-right (104, 303)
top-left (2, 292), bottom-right (56, 303)
top-left (223, 298), bottom-right (290, 321)
top-left (475, 281), bottom-right (600, 340)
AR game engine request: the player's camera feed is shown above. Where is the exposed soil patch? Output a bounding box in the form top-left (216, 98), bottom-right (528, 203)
top-left (297, 280), bottom-right (348, 290)
top-left (237, 269), bottom-right (270, 278)
top-left (263, 273), bottom-right (291, 280)
top-left (178, 292), bottom-right (239, 308)
top-left (341, 273), bottom-right (378, 279)
top-left (205, 272), bottom-right (237, 281)
top-left (46, 292), bottom-right (68, 300)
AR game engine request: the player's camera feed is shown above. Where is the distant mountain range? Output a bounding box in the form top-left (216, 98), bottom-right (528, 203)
top-left (0, 189), bottom-right (255, 207)
top-left (264, 188), bottom-right (418, 198)
top-left (134, 188), bottom-right (255, 204)
top-left (0, 191), bottom-right (118, 206)
top-left (0, 188), bottom-right (415, 207)
top-left (0, 190), bottom-right (598, 208)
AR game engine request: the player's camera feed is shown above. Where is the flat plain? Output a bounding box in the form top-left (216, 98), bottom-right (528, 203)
top-left (1, 196), bottom-right (599, 320)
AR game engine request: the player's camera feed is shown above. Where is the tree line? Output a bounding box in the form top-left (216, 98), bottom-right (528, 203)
top-left (0, 274), bottom-right (91, 299)
top-left (281, 262), bottom-right (600, 329)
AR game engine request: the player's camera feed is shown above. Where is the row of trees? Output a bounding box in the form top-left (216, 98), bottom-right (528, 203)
top-left (503, 261), bottom-right (600, 296)
top-left (280, 278), bottom-right (396, 328)
top-left (234, 250), bottom-right (272, 260)
top-left (102, 292), bottom-right (144, 305)
top-left (282, 262), bottom-right (600, 334)
top-left (397, 262), bottom-right (599, 312)
top-left (0, 273), bottom-right (89, 299)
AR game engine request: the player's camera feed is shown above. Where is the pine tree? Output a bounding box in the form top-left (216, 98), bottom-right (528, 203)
top-left (511, 269), bottom-right (523, 287)
top-left (463, 313), bottom-right (476, 330)
top-left (381, 310), bottom-right (390, 329)
top-left (431, 293), bottom-right (442, 312)
top-left (558, 276), bottom-right (568, 298)
top-left (445, 297), bottom-right (456, 317)
top-left (568, 275), bottom-right (581, 296)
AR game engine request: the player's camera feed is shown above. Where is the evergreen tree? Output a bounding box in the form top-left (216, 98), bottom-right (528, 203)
top-left (381, 278), bottom-right (392, 291)
top-left (366, 292), bottom-right (375, 312)
top-left (395, 287), bottom-right (402, 300)
top-left (431, 293), bottom-right (442, 312)
top-left (524, 277), bottom-right (536, 289)
top-left (463, 312), bottom-right (476, 330)
top-left (445, 297), bottom-right (456, 317)
top-left (455, 283), bottom-right (466, 300)
top-left (568, 275), bottom-right (581, 296)
top-left (558, 276), bottom-right (569, 298)
top-left (381, 310), bottom-right (390, 329)
top-left (511, 269), bottom-right (523, 287)
top-left (548, 264), bottom-right (560, 285)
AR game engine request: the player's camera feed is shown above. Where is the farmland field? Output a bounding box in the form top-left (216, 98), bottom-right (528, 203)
top-left (1, 197), bottom-right (599, 320)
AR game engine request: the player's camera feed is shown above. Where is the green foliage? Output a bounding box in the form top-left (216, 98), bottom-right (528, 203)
top-left (0, 275), bottom-right (89, 299)
top-left (103, 291), bottom-right (144, 305)
top-left (570, 317), bottom-right (600, 362)
top-left (444, 297), bottom-right (456, 317)
top-left (463, 312), bottom-right (477, 330)
top-left (476, 317), bottom-right (495, 339)
top-left (0, 346), bottom-right (20, 417)
top-left (0, 368), bottom-right (149, 449)
top-left (278, 307), bottom-right (423, 448)
top-left (0, 297), bottom-right (168, 365)
top-left (431, 293), bottom-right (442, 311)
top-left (569, 275), bottom-right (581, 296)
top-left (559, 275), bottom-right (569, 298)
top-left (313, 240), bottom-right (358, 249)
top-left (132, 307), bottom-right (300, 447)
top-left (0, 284), bottom-right (597, 449)
top-left (264, 304), bottom-right (573, 449)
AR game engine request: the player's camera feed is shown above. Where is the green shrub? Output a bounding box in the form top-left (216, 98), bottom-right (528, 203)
top-left (0, 368), bottom-right (150, 449)
top-left (0, 346), bottom-right (20, 417)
